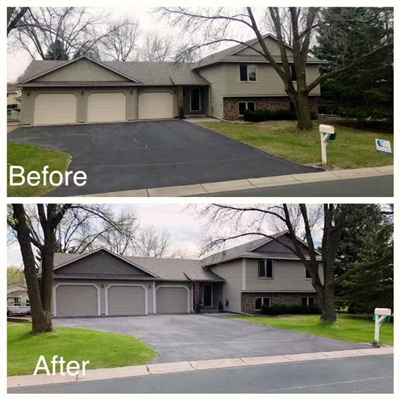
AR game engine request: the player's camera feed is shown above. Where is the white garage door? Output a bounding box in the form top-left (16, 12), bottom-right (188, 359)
top-left (55, 284), bottom-right (98, 317)
top-left (87, 93), bottom-right (126, 123)
top-left (107, 285), bottom-right (146, 316)
top-left (138, 92), bottom-right (173, 120)
top-left (156, 287), bottom-right (189, 314)
top-left (34, 94), bottom-right (77, 125)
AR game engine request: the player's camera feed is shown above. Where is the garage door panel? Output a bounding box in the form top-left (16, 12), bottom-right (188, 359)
top-left (87, 93), bottom-right (126, 123)
top-left (156, 287), bottom-right (188, 314)
top-left (108, 286), bottom-right (146, 316)
top-left (34, 94), bottom-right (77, 125)
top-left (56, 285), bottom-right (98, 317)
top-left (139, 92), bottom-right (173, 120)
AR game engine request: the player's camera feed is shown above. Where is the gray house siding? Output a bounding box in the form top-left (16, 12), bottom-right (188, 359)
top-left (198, 64), bottom-right (226, 119)
top-left (245, 258), bottom-right (323, 292)
top-left (253, 236), bottom-right (311, 259)
top-left (221, 63), bottom-right (320, 97)
top-left (209, 260), bottom-right (242, 313)
top-left (55, 250), bottom-right (151, 277)
top-left (37, 58), bottom-right (130, 82)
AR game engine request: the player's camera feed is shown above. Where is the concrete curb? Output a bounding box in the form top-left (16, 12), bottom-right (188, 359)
top-left (7, 347), bottom-right (393, 388)
top-left (81, 166), bottom-right (393, 197)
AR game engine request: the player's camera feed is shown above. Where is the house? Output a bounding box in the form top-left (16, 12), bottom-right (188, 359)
top-left (16, 34), bottom-right (322, 126)
top-left (7, 83), bottom-right (22, 110)
top-left (49, 232), bottom-right (323, 317)
top-left (7, 284), bottom-right (29, 306)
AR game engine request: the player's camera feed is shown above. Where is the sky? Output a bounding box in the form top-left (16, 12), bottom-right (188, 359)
top-left (7, 6), bottom-right (259, 82)
top-left (7, 203), bottom-right (324, 267)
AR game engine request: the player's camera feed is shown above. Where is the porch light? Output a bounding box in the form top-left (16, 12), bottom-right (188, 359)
top-left (81, 91), bottom-right (84, 96)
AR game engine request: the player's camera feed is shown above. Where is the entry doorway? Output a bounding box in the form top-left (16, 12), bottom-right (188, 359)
top-left (202, 284), bottom-right (213, 307)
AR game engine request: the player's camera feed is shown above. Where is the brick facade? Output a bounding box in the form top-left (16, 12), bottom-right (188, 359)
top-left (193, 281), bottom-right (202, 309)
top-left (223, 96), bottom-right (319, 120)
top-left (177, 86), bottom-right (184, 114)
top-left (241, 292), bottom-right (319, 314)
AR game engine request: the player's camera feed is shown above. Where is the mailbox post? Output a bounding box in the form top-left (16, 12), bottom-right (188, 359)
top-left (373, 307), bottom-right (391, 346)
top-left (319, 124), bottom-right (335, 167)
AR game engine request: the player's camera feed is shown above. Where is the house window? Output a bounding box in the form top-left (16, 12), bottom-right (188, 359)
top-left (238, 101), bottom-right (255, 116)
top-left (240, 64), bottom-right (257, 81)
top-left (290, 65), bottom-right (297, 81)
top-left (190, 88), bottom-right (201, 111)
top-left (301, 297), bottom-right (315, 306)
top-left (258, 259), bottom-right (273, 279)
top-left (305, 268), bottom-right (311, 279)
top-left (255, 297), bottom-right (271, 310)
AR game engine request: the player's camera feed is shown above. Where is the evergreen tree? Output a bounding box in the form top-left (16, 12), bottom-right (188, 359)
top-left (335, 204), bottom-right (393, 313)
top-left (313, 8), bottom-right (393, 121)
top-left (44, 40), bottom-right (69, 60)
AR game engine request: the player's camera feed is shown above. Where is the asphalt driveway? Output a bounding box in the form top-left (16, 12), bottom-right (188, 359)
top-left (8, 121), bottom-right (319, 196)
top-left (54, 314), bottom-right (371, 364)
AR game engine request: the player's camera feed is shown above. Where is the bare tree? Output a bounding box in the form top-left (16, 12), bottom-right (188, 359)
top-left (134, 226), bottom-right (170, 258)
top-left (101, 17), bottom-right (141, 61)
top-left (159, 7), bottom-right (393, 130)
top-left (9, 7), bottom-right (133, 60)
top-left (140, 31), bottom-right (174, 62)
top-left (196, 204), bottom-right (392, 321)
top-left (7, 204), bottom-right (136, 334)
top-left (7, 7), bottom-right (29, 36)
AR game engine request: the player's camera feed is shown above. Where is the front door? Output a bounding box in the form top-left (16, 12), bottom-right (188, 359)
top-left (203, 284), bottom-right (213, 307)
top-left (190, 88), bottom-right (201, 111)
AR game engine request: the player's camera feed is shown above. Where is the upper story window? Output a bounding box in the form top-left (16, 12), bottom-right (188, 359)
top-left (240, 64), bottom-right (257, 81)
top-left (305, 268), bottom-right (311, 279)
top-left (258, 259), bottom-right (273, 279)
top-left (290, 65), bottom-right (297, 81)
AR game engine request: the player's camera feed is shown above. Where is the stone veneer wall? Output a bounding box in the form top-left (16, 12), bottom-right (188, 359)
top-left (223, 96), bottom-right (319, 120)
top-left (241, 292), bottom-right (319, 314)
top-left (193, 282), bottom-right (202, 309)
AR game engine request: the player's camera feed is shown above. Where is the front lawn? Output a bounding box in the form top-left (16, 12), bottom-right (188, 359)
top-left (200, 120), bottom-right (393, 169)
top-left (227, 314), bottom-right (393, 345)
top-left (7, 141), bottom-right (70, 197)
top-left (7, 322), bottom-right (156, 376)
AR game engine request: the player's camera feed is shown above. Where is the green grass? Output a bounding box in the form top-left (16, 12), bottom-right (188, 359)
top-left (7, 118), bottom-right (20, 122)
top-left (227, 314), bottom-right (393, 345)
top-left (7, 322), bottom-right (156, 376)
top-left (199, 120), bottom-right (393, 169)
top-left (7, 141), bottom-right (71, 197)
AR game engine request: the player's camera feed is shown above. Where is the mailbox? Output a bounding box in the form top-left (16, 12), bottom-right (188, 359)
top-left (373, 307), bottom-right (392, 346)
top-left (374, 308), bottom-right (391, 316)
top-left (319, 124), bottom-right (336, 165)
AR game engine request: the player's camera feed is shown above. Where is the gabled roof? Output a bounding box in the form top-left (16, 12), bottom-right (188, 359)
top-left (53, 249), bottom-right (224, 282)
top-left (19, 56), bottom-right (141, 84)
top-left (192, 33), bottom-right (322, 69)
top-left (18, 57), bottom-right (210, 87)
top-left (53, 247), bottom-right (159, 278)
top-left (201, 231), bottom-right (322, 266)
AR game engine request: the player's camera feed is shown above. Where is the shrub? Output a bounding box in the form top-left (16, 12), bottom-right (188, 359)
top-left (243, 108), bottom-right (297, 122)
top-left (261, 304), bottom-right (321, 315)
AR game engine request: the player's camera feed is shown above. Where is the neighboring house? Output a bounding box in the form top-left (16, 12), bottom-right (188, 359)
top-left (17, 34), bottom-right (322, 126)
top-left (7, 83), bottom-right (21, 110)
top-left (49, 232), bottom-right (323, 317)
top-left (7, 284), bottom-right (29, 306)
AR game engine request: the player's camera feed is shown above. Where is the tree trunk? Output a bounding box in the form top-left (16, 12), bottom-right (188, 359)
top-left (319, 285), bottom-right (337, 322)
top-left (295, 91), bottom-right (313, 131)
top-left (11, 205), bottom-right (53, 334)
top-left (40, 229), bottom-right (56, 314)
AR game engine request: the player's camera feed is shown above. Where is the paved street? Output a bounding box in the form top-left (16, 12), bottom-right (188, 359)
top-left (201, 175), bottom-right (393, 197)
top-left (8, 354), bottom-right (393, 394)
top-left (54, 314), bottom-right (371, 363)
